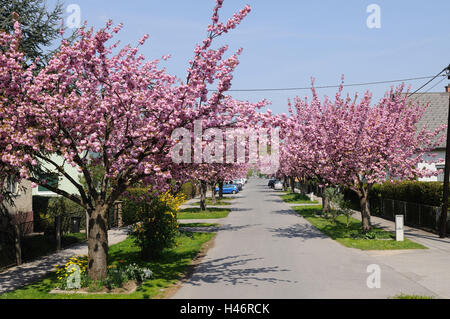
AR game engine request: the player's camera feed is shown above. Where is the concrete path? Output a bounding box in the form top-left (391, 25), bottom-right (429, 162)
top-left (0, 227), bottom-right (130, 294)
top-left (173, 178), bottom-right (440, 299)
top-left (351, 213), bottom-right (450, 298)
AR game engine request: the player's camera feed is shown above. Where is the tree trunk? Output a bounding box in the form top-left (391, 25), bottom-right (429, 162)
top-left (13, 224), bottom-right (22, 266)
top-left (322, 187), bottom-right (330, 214)
top-left (218, 180), bottom-right (224, 199)
top-left (358, 192), bottom-right (372, 233)
top-left (210, 181), bottom-right (217, 205)
top-left (290, 176), bottom-right (295, 193)
top-left (199, 180), bottom-right (207, 211)
top-left (87, 204), bottom-right (109, 280)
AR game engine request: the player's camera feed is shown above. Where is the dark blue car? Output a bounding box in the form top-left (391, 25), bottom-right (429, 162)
top-left (215, 184), bottom-right (239, 194)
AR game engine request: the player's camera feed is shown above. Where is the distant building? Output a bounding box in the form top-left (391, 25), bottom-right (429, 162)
top-left (413, 86), bottom-right (450, 181)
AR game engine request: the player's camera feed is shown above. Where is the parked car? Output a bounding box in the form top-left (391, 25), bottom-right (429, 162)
top-left (268, 178), bottom-right (276, 188)
top-left (274, 181), bottom-right (283, 190)
top-left (215, 184), bottom-right (239, 194)
top-left (232, 180), bottom-right (243, 190)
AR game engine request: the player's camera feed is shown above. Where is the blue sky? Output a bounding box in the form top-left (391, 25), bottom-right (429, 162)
top-left (48, 0), bottom-right (450, 114)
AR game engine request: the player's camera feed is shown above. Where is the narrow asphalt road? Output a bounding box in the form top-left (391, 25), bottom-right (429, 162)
top-left (173, 178), bottom-right (437, 299)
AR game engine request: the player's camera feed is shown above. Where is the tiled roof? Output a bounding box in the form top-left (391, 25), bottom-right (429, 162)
top-left (407, 92), bottom-right (449, 149)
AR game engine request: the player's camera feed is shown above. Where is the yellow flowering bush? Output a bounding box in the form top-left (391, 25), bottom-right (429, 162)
top-left (130, 191), bottom-right (184, 260)
top-left (55, 255), bottom-right (88, 289)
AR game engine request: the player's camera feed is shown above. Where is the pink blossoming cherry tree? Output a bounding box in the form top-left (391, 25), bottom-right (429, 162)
top-left (0, 1), bottom-right (265, 280)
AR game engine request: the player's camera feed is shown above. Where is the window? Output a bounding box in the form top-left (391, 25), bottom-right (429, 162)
top-left (37, 174), bottom-right (59, 192)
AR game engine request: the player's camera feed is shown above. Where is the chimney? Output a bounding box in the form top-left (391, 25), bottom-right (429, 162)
top-left (446, 85), bottom-right (450, 93)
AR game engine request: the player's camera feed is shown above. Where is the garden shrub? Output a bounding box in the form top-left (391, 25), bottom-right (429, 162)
top-left (178, 182), bottom-right (197, 200)
top-left (129, 191), bottom-right (185, 260)
top-left (370, 181), bottom-right (443, 207)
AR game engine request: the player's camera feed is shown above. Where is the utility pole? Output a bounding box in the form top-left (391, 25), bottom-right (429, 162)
top-left (439, 65), bottom-right (450, 238)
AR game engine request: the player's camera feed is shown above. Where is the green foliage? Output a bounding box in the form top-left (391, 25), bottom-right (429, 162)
top-left (0, 0), bottom-right (64, 64)
top-left (120, 188), bottom-right (151, 226)
top-left (370, 181), bottom-right (443, 207)
top-left (129, 193), bottom-right (180, 260)
top-left (178, 182), bottom-right (197, 200)
top-left (40, 196), bottom-right (85, 234)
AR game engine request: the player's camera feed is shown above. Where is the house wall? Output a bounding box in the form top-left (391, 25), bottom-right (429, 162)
top-left (417, 150), bottom-right (446, 182)
top-left (3, 179), bottom-right (34, 234)
top-left (32, 154), bottom-right (81, 197)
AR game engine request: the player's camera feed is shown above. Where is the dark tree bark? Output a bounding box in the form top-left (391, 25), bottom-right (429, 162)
top-left (290, 176), bottom-right (295, 193)
top-left (218, 180), bottom-right (224, 199)
top-left (87, 204), bottom-right (109, 280)
top-left (199, 180), bottom-right (207, 211)
top-left (357, 186), bottom-right (372, 233)
top-left (210, 181), bottom-right (217, 205)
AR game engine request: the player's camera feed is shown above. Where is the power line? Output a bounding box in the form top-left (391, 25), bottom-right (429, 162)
top-left (407, 65), bottom-right (450, 97)
top-left (210, 75), bottom-right (445, 93)
top-left (424, 76), bottom-right (446, 93)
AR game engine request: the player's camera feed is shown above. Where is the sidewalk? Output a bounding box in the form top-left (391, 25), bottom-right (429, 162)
top-left (0, 227), bottom-right (130, 294)
top-left (295, 187), bottom-right (450, 298)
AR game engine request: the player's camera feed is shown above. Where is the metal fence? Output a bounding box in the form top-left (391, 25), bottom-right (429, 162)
top-left (369, 198), bottom-right (449, 233)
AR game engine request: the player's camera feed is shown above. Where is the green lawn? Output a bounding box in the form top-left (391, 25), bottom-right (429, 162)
top-left (179, 223), bottom-right (220, 228)
top-left (1, 233), bottom-right (86, 270)
top-left (0, 231), bottom-right (215, 299)
top-left (192, 197), bottom-right (234, 206)
top-left (280, 192), bottom-right (318, 204)
top-left (177, 207), bottom-right (231, 220)
top-left (293, 205), bottom-right (426, 250)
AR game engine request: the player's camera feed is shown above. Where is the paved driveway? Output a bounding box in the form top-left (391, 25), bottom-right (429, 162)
top-left (173, 178), bottom-right (437, 299)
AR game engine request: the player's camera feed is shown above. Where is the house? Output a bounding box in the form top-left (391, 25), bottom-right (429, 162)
top-left (413, 85), bottom-right (450, 181)
top-left (2, 179), bottom-right (34, 234)
top-left (32, 154), bottom-right (82, 197)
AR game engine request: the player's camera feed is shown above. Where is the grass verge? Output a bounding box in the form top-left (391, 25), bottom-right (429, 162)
top-left (0, 231), bottom-right (215, 299)
top-left (192, 198), bottom-right (233, 206)
top-left (293, 205), bottom-right (426, 250)
top-left (179, 223), bottom-right (219, 227)
top-left (177, 207), bottom-right (231, 220)
top-left (280, 192), bottom-right (318, 204)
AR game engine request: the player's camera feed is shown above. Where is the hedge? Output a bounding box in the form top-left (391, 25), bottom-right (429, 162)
top-left (369, 181), bottom-right (444, 207)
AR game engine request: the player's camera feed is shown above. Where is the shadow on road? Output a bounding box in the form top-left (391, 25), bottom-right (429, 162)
top-left (186, 254), bottom-right (295, 287)
top-left (268, 223), bottom-right (327, 240)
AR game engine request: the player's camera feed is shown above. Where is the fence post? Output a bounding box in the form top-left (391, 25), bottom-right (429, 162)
top-left (403, 201), bottom-right (407, 224)
top-left (55, 215), bottom-right (61, 252)
top-left (13, 223), bottom-right (22, 265)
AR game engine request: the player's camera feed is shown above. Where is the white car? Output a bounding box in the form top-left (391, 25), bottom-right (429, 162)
top-left (274, 181), bottom-right (283, 190)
